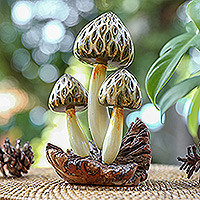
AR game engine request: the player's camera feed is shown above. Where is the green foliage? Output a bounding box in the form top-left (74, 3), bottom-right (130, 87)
top-left (159, 74), bottom-right (200, 117)
top-left (188, 88), bottom-right (200, 141)
top-left (187, 0), bottom-right (200, 30)
top-left (145, 0), bottom-right (200, 141)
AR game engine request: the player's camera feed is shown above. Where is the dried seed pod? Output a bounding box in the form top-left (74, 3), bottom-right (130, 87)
top-left (0, 138), bottom-right (34, 177)
top-left (114, 118), bottom-right (151, 185)
top-left (46, 118), bottom-right (151, 186)
top-left (114, 118), bottom-right (151, 169)
top-left (46, 143), bottom-right (138, 185)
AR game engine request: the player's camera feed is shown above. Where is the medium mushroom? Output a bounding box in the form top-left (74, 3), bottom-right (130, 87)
top-left (49, 74), bottom-right (90, 157)
top-left (98, 69), bottom-right (142, 164)
top-left (74, 12), bottom-right (134, 149)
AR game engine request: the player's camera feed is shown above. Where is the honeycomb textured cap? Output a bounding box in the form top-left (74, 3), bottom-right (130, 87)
top-left (73, 12), bottom-right (134, 70)
top-left (49, 74), bottom-right (88, 113)
top-left (98, 69), bottom-right (142, 109)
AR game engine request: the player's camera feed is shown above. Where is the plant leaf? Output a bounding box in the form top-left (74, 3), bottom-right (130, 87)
top-left (187, 0), bottom-right (200, 31)
top-left (187, 87), bottom-right (200, 141)
top-left (185, 21), bottom-right (198, 33)
top-left (158, 75), bottom-right (200, 116)
top-left (159, 34), bottom-right (190, 56)
top-left (145, 32), bottom-right (199, 108)
top-left (160, 22), bottom-right (198, 56)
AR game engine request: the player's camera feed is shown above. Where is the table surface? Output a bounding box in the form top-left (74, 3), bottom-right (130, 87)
top-left (0, 164), bottom-right (199, 200)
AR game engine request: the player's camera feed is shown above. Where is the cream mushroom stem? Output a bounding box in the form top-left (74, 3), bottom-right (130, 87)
top-left (88, 64), bottom-right (110, 150)
top-left (66, 107), bottom-right (90, 157)
top-left (102, 106), bottom-right (123, 164)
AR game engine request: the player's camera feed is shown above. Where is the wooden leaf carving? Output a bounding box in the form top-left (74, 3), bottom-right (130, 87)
top-left (46, 118), bottom-right (151, 186)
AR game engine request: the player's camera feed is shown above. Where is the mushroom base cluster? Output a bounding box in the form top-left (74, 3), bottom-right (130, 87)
top-left (46, 118), bottom-right (151, 186)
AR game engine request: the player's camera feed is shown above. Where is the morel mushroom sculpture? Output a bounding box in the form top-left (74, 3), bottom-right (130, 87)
top-left (46, 12), bottom-right (151, 186)
top-left (74, 12), bottom-right (134, 149)
top-left (49, 74), bottom-right (90, 157)
top-left (99, 69), bottom-right (142, 164)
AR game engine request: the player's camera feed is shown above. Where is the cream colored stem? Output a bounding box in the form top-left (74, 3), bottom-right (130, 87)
top-left (66, 108), bottom-right (90, 157)
top-left (102, 107), bottom-right (123, 164)
top-left (88, 64), bottom-right (110, 150)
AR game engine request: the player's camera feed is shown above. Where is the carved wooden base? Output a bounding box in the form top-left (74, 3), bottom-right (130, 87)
top-left (46, 118), bottom-right (151, 186)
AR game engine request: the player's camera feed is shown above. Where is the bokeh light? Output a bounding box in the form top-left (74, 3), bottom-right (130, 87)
top-left (32, 49), bottom-right (51, 65)
top-left (126, 103), bottom-right (165, 132)
top-left (29, 106), bottom-right (46, 126)
top-left (65, 57), bottom-right (92, 88)
top-left (0, 93), bottom-right (17, 113)
top-left (22, 62), bottom-right (39, 80)
top-left (122, 0), bottom-right (140, 13)
top-left (0, 82), bottom-right (29, 126)
top-left (39, 64), bottom-right (59, 83)
top-left (176, 96), bottom-right (200, 128)
top-left (35, 0), bottom-right (69, 21)
top-left (59, 30), bottom-right (75, 52)
top-left (126, 111), bottom-right (140, 127)
top-left (175, 98), bottom-right (192, 123)
top-left (22, 26), bottom-right (42, 49)
top-left (12, 48), bottom-right (30, 71)
top-left (42, 20), bottom-right (65, 44)
top-left (76, 0), bottom-right (94, 12)
top-left (31, 112), bottom-right (70, 167)
top-left (11, 1), bottom-right (34, 25)
top-left (64, 7), bottom-right (80, 27)
top-left (140, 104), bottom-right (164, 131)
top-left (39, 42), bottom-right (60, 55)
top-left (0, 22), bottom-right (17, 44)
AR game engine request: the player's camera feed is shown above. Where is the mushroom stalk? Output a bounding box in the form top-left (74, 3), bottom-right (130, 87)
top-left (102, 107), bottom-right (123, 164)
top-left (66, 108), bottom-right (90, 157)
top-left (88, 64), bottom-right (110, 150)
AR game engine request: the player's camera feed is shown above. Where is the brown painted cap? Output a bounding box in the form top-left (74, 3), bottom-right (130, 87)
top-left (98, 69), bottom-right (142, 109)
top-left (49, 74), bottom-right (88, 113)
top-left (74, 12), bottom-right (134, 70)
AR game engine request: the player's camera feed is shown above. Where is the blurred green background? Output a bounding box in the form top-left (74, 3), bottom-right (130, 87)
top-left (0, 0), bottom-right (196, 167)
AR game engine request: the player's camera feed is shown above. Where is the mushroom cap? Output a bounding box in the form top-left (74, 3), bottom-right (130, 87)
top-left (73, 12), bottom-right (134, 70)
top-left (49, 74), bottom-right (88, 113)
top-left (98, 69), bottom-right (142, 109)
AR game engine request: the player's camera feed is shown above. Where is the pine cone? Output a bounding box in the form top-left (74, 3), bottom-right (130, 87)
top-left (0, 146), bottom-right (6, 177)
top-left (114, 117), bottom-right (151, 185)
top-left (114, 117), bottom-right (151, 169)
top-left (0, 138), bottom-right (34, 177)
top-left (177, 142), bottom-right (200, 179)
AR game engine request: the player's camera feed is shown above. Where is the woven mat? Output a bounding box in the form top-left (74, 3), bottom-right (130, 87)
top-left (0, 164), bottom-right (199, 200)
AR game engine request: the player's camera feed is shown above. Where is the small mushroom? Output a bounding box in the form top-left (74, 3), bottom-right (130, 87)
top-left (98, 69), bottom-right (142, 164)
top-left (74, 12), bottom-right (134, 149)
top-left (49, 74), bottom-right (90, 157)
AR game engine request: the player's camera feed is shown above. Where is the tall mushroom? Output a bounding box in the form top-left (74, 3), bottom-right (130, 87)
top-left (49, 74), bottom-right (90, 157)
top-left (74, 12), bottom-right (134, 149)
top-left (98, 69), bottom-right (142, 164)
